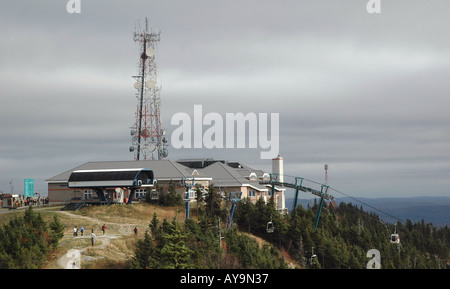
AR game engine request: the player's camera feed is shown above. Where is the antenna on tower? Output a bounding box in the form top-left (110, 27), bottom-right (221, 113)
top-left (9, 179), bottom-right (14, 194)
top-left (129, 17), bottom-right (169, 160)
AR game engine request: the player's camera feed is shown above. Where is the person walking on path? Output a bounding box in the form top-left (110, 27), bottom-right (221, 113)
top-left (80, 226), bottom-right (84, 236)
top-left (101, 224), bottom-right (107, 235)
top-left (134, 226), bottom-right (138, 235)
top-left (91, 229), bottom-right (97, 246)
top-left (73, 226), bottom-right (78, 237)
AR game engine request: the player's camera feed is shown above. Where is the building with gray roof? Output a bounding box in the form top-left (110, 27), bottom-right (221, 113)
top-left (46, 158), bottom-right (285, 210)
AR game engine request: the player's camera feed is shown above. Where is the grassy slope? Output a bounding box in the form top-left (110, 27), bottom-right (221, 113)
top-left (0, 203), bottom-right (183, 269)
top-left (1, 203), bottom-right (298, 269)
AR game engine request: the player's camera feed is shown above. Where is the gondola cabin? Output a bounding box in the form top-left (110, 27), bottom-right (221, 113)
top-left (266, 221), bottom-right (275, 233)
top-left (390, 224), bottom-right (400, 244)
top-left (390, 233), bottom-right (400, 244)
top-left (266, 215), bottom-right (275, 233)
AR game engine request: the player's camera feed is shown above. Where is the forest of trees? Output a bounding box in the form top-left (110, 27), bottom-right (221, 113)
top-left (234, 197), bottom-right (450, 269)
top-left (135, 185), bottom-right (450, 269)
top-left (133, 185), bottom-right (288, 269)
top-left (1, 185), bottom-right (448, 269)
top-left (0, 206), bottom-right (65, 269)
top-left (130, 212), bottom-right (288, 269)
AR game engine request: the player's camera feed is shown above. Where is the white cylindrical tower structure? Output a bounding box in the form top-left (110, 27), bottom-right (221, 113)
top-left (272, 154), bottom-right (285, 211)
top-left (272, 154), bottom-right (284, 183)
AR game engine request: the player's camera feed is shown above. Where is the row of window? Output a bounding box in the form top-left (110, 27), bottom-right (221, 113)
top-left (81, 189), bottom-right (146, 199)
top-left (248, 190), bottom-right (274, 197)
top-left (81, 189), bottom-right (273, 201)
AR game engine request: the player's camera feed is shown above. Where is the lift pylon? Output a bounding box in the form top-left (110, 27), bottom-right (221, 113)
top-left (260, 173), bottom-right (333, 229)
top-left (226, 192), bottom-right (242, 229)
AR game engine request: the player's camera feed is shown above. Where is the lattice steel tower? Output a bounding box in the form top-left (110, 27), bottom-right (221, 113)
top-left (129, 18), bottom-right (169, 160)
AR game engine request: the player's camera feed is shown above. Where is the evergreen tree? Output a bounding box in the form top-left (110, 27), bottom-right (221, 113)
top-left (185, 217), bottom-right (222, 268)
top-left (131, 231), bottom-right (156, 269)
top-left (159, 216), bottom-right (193, 269)
top-left (235, 197), bottom-right (255, 233)
top-left (195, 185), bottom-right (204, 213)
top-left (0, 206), bottom-right (63, 269)
top-left (49, 214), bottom-right (65, 249)
top-left (166, 181), bottom-right (183, 206)
top-left (204, 185), bottom-right (222, 219)
top-left (149, 212), bottom-right (161, 240)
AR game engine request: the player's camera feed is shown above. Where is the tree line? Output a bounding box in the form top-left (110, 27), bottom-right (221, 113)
top-left (133, 185), bottom-right (288, 269)
top-left (130, 212), bottom-right (289, 269)
top-left (234, 196), bottom-right (450, 269)
top-left (137, 186), bottom-right (450, 269)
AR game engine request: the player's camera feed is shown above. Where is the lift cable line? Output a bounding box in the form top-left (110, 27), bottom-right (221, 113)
top-left (327, 186), bottom-right (405, 224)
top-left (147, 172), bottom-right (403, 224)
top-left (261, 172), bottom-right (405, 229)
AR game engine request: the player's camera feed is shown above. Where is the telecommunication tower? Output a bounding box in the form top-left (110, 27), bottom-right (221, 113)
top-left (129, 18), bottom-right (169, 160)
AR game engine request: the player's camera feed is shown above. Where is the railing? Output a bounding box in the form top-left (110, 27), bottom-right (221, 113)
top-left (260, 173), bottom-right (333, 200)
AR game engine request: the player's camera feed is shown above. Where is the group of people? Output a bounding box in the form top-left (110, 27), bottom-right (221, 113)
top-left (73, 224), bottom-right (108, 237)
top-left (73, 224), bottom-right (108, 246)
top-left (73, 226), bottom-right (84, 237)
top-left (0, 194), bottom-right (49, 208)
top-left (72, 224), bottom-right (140, 246)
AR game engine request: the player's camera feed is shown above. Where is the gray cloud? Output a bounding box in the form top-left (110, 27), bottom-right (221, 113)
top-left (1, 0), bottom-right (449, 198)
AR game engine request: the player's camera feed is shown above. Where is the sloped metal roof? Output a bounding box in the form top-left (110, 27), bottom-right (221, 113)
top-left (46, 160), bottom-right (191, 182)
top-left (201, 162), bottom-right (268, 191)
top-left (46, 159), bottom-right (271, 191)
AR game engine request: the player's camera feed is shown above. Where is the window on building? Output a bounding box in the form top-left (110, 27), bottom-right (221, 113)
top-left (135, 189), bottom-right (147, 199)
top-left (249, 190), bottom-right (256, 197)
top-left (84, 190), bottom-right (92, 200)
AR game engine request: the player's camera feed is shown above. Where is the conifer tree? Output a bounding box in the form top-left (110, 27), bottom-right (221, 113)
top-left (149, 212), bottom-right (161, 240)
top-left (159, 216), bottom-right (193, 269)
top-left (49, 214), bottom-right (65, 249)
top-left (131, 231), bottom-right (156, 269)
top-left (195, 185), bottom-right (204, 212)
top-left (204, 185), bottom-right (221, 219)
top-left (0, 206), bottom-right (63, 269)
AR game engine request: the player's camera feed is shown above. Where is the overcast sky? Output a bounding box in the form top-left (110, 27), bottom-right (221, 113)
top-left (1, 0), bottom-right (449, 199)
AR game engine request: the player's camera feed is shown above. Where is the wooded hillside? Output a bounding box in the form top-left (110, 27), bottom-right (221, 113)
top-left (134, 186), bottom-right (450, 269)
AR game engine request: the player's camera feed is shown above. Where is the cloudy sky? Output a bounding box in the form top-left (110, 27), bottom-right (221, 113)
top-left (1, 0), bottom-right (449, 199)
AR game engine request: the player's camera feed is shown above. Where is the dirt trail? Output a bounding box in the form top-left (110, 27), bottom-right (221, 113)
top-left (57, 210), bottom-right (138, 235)
top-left (55, 210), bottom-right (138, 269)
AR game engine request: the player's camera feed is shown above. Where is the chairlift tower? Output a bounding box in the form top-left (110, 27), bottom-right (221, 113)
top-left (129, 18), bottom-right (169, 160)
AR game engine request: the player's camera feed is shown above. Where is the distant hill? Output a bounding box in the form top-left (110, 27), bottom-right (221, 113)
top-left (287, 196), bottom-right (450, 227)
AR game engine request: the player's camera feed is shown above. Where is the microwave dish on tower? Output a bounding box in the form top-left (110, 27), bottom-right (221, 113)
top-left (129, 18), bottom-right (169, 160)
